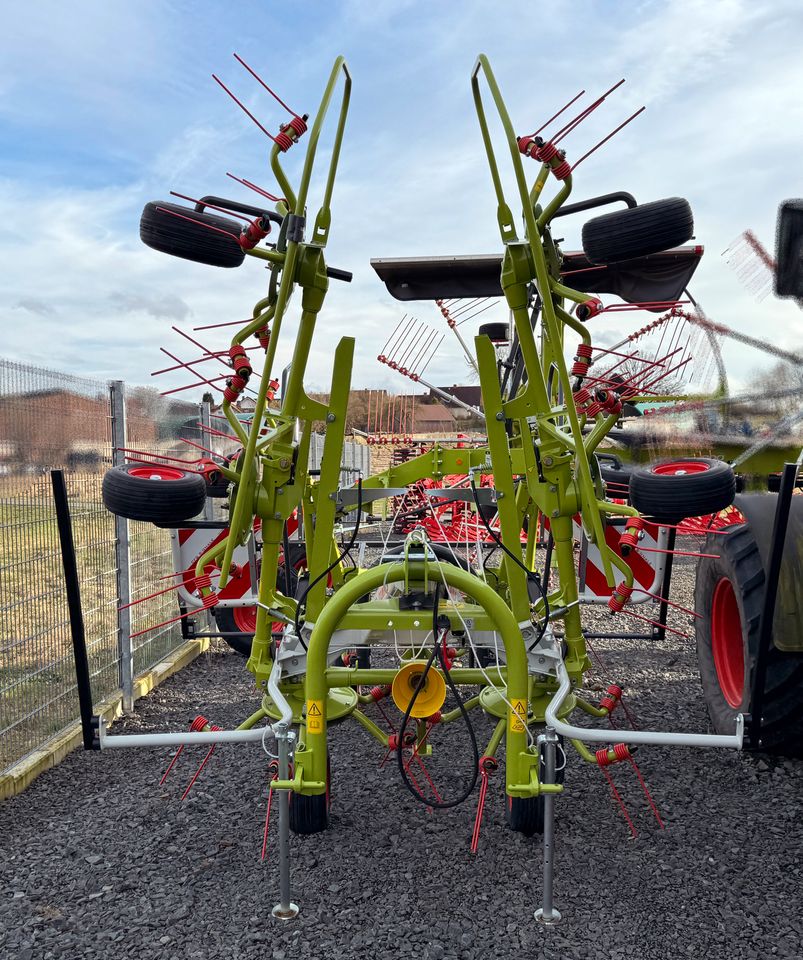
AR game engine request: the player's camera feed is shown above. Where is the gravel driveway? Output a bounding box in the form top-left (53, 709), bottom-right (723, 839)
top-left (2, 557), bottom-right (802, 960)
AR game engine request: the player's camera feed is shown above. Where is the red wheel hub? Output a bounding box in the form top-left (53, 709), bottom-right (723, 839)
top-left (652, 460), bottom-right (710, 476)
top-left (233, 605), bottom-right (257, 633)
top-left (129, 466), bottom-right (185, 481)
top-left (710, 576), bottom-right (745, 707)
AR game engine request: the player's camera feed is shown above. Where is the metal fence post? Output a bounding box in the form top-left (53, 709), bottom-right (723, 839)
top-left (110, 380), bottom-right (134, 712)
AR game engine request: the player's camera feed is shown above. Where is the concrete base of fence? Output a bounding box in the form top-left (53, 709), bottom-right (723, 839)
top-left (0, 637), bottom-right (211, 801)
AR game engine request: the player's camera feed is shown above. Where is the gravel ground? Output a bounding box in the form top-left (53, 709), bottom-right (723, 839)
top-left (2, 553), bottom-right (803, 960)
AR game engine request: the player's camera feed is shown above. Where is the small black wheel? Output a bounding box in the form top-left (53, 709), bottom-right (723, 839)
top-left (289, 759), bottom-right (330, 834)
top-left (596, 454), bottom-right (632, 502)
top-left (581, 197), bottom-right (694, 264)
top-left (629, 457), bottom-right (735, 524)
top-left (506, 736), bottom-right (565, 837)
top-left (140, 201), bottom-right (245, 268)
top-left (102, 463), bottom-right (206, 524)
top-left (478, 322), bottom-right (510, 343)
top-left (204, 469), bottom-right (230, 498)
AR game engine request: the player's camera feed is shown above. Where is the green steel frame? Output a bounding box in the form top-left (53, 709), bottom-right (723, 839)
top-left (186, 54), bottom-right (675, 805)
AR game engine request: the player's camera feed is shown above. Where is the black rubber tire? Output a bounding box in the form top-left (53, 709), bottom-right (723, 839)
top-left (102, 464), bottom-right (206, 524)
top-left (581, 197), bottom-right (694, 265)
top-left (506, 736), bottom-right (565, 836)
top-left (629, 457), bottom-right (735, 524)
top-left (205, 470), bottom-right (230, 499)
top-left (695, 522), bottom-right (803, 757)
top-left (140, 201), bottom-right (245, 268)
top-left (212, 544), bottom-right (306, 656)
top-left (289, 759), bottom-right (330, 834)
top-left (598, 461), bottom-right (632, 502)
top-left (478, 322), bottom-right (510, 343)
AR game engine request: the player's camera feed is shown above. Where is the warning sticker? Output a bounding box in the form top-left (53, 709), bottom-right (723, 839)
top-left (306, 700), bottom-right (324, 734)
top-left (509, 698), bottom-right (528, 734)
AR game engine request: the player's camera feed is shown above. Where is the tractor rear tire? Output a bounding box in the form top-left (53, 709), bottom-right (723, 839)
top-left (140, 201), bottom-right (245, 268)
top-left (629, 458), bottom-right (735, 524)
top-left (102, 464), bottom-right (207, 524)
top-left (695, 520), bottom-right (803, 757)
top-left (581, 197), bottom-right (694, 264)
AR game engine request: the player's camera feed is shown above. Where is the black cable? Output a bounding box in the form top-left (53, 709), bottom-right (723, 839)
top-left (396, 582), bottom-right (479, 809)
top-left (293, 476), bottom-right (363, 647)
top-left (469, 473), bottom-right (549, 648)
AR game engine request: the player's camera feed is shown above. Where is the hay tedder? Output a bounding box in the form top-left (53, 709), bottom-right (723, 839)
top-left (58, 54), bottom-right (803, 924)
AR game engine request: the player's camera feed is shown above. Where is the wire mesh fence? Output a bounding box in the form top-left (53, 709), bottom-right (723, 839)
top-left (0, 358), bottom-right (372, 778)
top-left (0, 361), bottom-right (117, 771)
top-left (0, 360), bottom-right (197, 774)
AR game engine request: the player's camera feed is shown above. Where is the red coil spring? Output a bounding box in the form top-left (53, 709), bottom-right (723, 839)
top-left (427, 711), bottom-right (443, 725)
top-left (194, 573), bottom-right (212, 591)
top-left (255, 326), bottom-right (271, 350)
top-left (573, 387), bottom-right (592, 409)
top-left (552, 159), bottom-right (571, 180)
top-left (189, 715), bottom-right (209, 732)
top-left (585, 399), bottom-right (603, 418)
top-left (287, 115), bottom-right (307, 137)
top-left (576, 342), bottom-right (593, 359)
top-left (596, 743), bottom-right (631, 766)
top-left (571, 358), bottom-right (591, 377)
top-left (202, 593), bottom-right (219, 609)
top-left (517, 135), bottom-right (536, 156)
top-left (370, 684), bottom-right (391, 702)
top-left (599, 683), bottom-right (622, 712)
top-left (274, 131), bottom-right (294, 152)
top-left (619, 517), bottom-right (644, 551)
top-left (608, 582), bottom-right (634, 612)
top-left (536, 141), bottom-right (558, 162)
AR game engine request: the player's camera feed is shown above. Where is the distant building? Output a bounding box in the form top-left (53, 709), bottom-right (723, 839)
top-left (413, 402), bottom-right (457, 434)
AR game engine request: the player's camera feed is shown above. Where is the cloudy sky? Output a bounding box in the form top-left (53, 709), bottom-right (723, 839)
top-left (1, 0), bottom-right (801, 399)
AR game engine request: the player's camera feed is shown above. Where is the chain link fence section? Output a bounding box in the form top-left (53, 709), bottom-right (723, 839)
top-left (0, 360), bottom-right (117, 772)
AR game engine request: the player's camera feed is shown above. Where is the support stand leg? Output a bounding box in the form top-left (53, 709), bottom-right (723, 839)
top-left (535, 729), bottom-right (562, 925)
top-left (271, 724), bottom-right (299, 921)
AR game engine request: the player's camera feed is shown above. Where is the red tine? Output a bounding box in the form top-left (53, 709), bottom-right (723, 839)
top-left (156, 206), bottom-right (239, 241)
top-left (193, 319), bottom-right (253, 332)
top-left (379, 315), bottom-right (406, 356)
top-left (117, 446), bottom-right (197, 466)
top-left (180, 437), bottom-right (223, 459)
top-left (160, 345), bottom-right (225, 394)
top-left (212, 73), bottom-right (280, 143)
top-left (570, 106), bottom-right (646, 172)
top-left (226, 172), bottom-right (282, 203)
top-left (169, 191), bottom-right (252, 222)
top-left (618, 608), bottom-right (691, 640)
top-left (524, 89), bottom-right (586, 139)
top-left (161, 377), bottom-right (226, 397)
top-left (552, 79), bottom-right (626, 145)
top-left (233, 53), bottom-right (303, 119)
